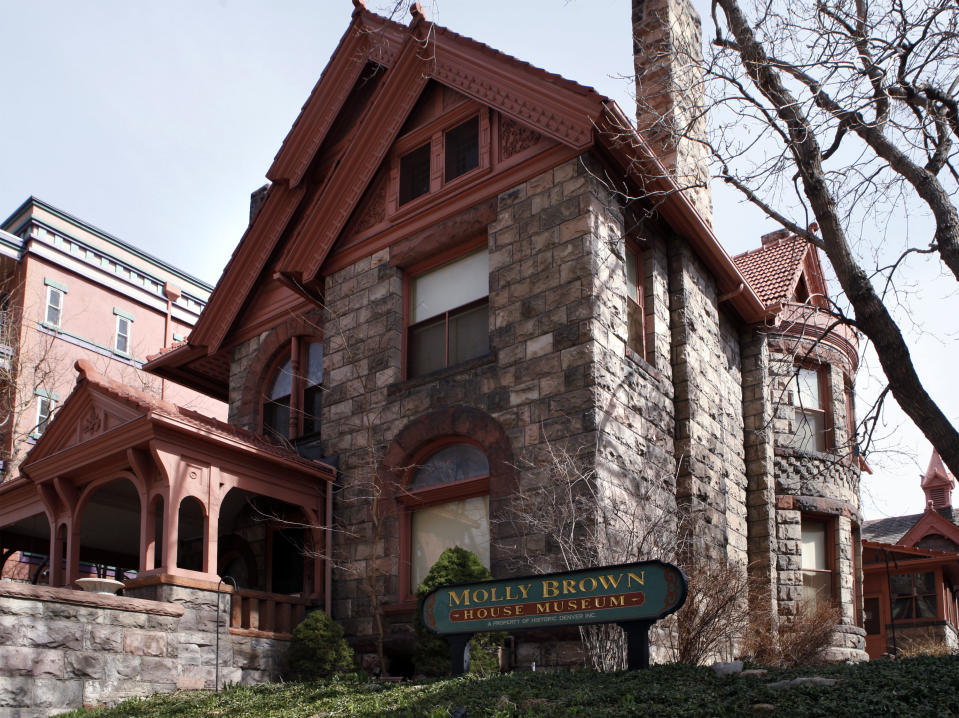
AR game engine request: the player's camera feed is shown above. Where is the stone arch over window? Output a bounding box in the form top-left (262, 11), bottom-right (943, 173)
top-left (380, 406), bottom-right (515, 602)
top-left (236, 314), bottom-right (323, 432)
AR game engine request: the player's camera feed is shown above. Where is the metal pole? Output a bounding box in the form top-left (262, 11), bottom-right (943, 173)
top-left (215, 576), bottom-right (238, 692)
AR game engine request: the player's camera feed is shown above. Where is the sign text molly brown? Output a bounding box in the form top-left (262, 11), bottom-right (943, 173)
top-left (421, 561), bottom-right (686, 634)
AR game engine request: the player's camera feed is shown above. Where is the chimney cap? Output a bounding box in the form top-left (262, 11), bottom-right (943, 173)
top-left (761, 229), bottom-right (791, 246)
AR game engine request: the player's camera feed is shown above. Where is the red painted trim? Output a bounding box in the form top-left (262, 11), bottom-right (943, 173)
top-left (321, 144), bottom-right (574, 276)
top-left (899, 508), bottom-right (959, 548)
top-left (378, 407), bottom-right (515, 602)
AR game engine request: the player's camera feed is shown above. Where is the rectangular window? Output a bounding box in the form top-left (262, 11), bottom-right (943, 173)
top-left (399, 143), bottom-right (431, 205)
top-left (45, 287), bottom-right (63, 327)
top-left (115, 316), bottom-right (130, 354)
top-left (625, 243), bottom-right (645, 359)
top-left (408, 248), bottom-right (489, 378)
top-left (787, 366), bottom-right (828, 452)
top-left (36, 395), bottom-right (55, 436)
top-left (801, 517), bottom-right (834, 606)
top-left (844, 379), bottom-right (857, 455)
top-left (444, 116), bottom-right (479, 182)
top-left (891, 572), bottom-right (937, 620)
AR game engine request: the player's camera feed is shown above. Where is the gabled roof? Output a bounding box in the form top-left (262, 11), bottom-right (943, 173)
top-left (733, 232), bottom-right (826, 306)
top-left (20, 360), bottom-right (333, 482)
top-left (921, 449), bottom-right (954, 489)
top-left (862, 513), bottom-right (925, 545)
top-left (151, 3), bottom-right (766, 394)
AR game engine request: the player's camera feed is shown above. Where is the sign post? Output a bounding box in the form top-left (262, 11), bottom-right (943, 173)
top-left (420, 560), bottom-right (687, 674)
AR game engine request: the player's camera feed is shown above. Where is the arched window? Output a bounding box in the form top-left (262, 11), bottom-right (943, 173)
top-left (400, 442), bottom-right (490, 592)
top-left (262, 339), bottom-right (323, 440)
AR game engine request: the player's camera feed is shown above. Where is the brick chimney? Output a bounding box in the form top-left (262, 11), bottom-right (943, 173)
top-left (921, 449), bottom-right (954, 513)
top-left (249, 183), bottom-right (271, 225)
top-left (632, 0), bottom-right (712, 225)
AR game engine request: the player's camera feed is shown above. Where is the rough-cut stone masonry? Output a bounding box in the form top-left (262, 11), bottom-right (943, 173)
top-left (0, 582), bottom-right (288, 717)
top-left (668, 239), bottom-right (748, 564)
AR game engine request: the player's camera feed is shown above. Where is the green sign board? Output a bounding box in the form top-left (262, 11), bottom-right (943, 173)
top-left (421, 560), bottom-right (687, 636)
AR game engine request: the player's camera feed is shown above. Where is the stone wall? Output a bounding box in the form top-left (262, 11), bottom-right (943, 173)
top-left (668, 239), bottom-right (747, 564)
top-left (0, 581), bottom-right (288, 717)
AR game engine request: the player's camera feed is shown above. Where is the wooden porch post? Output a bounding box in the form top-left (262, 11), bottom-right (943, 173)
top-left (142, 495), bottom-right (156, 572)
top-left (49, 521), bottom-right (65, 587)
top-left (64, 520), bottom-right (80, 587)
top-left (164, 496), bottom-right (179, 571)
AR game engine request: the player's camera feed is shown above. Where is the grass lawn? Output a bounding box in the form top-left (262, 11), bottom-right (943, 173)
top-left (59, 655), bottom-right (959, 717)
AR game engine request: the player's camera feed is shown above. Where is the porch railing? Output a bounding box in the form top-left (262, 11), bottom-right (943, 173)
top-left (229, 588), bottom-right (313, 636)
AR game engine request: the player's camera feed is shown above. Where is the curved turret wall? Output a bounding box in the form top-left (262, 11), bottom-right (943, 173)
top-left (765, 303), bottom-right (866, 661)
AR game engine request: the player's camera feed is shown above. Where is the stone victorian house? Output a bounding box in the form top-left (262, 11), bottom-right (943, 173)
top-left (0, 0), bottom-right (867, 706)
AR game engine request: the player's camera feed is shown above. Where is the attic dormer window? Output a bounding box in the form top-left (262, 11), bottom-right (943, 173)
top-left (399, 143), bottom-right (431, 205)
top-left (392, 109), bottom-right (489, 212)
top-left (444, 116), bottom-right (479, 181)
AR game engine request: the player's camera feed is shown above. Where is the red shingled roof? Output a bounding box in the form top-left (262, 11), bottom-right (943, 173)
top-left (733, 235), bottom-right (809, 306)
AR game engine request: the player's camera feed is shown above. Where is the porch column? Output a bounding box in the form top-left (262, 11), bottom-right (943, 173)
top-left (204, 504), bottom-right (218, 576)
top-left (141, 496), bottom-right (155, 572)
top-left (63, 520), bottom-right (80, 587)
top-left (163, 497), bottom-right (179, 571)
top-left (48, 521), bottom-right (65, 587)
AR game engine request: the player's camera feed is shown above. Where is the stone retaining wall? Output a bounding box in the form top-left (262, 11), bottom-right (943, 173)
top-left (0, 581), bottom-right (289, 717)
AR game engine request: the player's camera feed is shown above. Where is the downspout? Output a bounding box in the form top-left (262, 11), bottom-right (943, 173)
top-left (161, 283), bottom-right (182, 401)
top-left (325, 478), bottom-right (333, 615)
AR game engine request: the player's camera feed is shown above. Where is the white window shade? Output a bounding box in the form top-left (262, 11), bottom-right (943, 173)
top-left (411, 496), bottom-right (490, 589)
top-left (801, 521), bottom-right (827, 570)
top-left (795, 368), bottom-right (821, 410)
top-left (411, 249), bottom-right (488, 323)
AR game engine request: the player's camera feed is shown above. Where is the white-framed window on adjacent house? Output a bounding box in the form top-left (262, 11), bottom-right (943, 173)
top-left (114, 312), bottom-right (132, 354)
top-left (35, 393), bottom-right (56, 437)
top-left (45, 286), bottom-right (64, 327)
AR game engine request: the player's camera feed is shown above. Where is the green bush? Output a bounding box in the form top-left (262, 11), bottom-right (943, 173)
top-left (288, 609), bottom-right (354, 680)
top-left (413, 546), bottom-right (505, 677)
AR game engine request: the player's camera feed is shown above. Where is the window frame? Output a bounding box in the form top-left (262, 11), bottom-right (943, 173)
top-left (624, 239), bottom-right (646, 360)
top-left (259, 337), bottom-right (324, 441)
top-left (45, 286), bottom-right (64, 328)
top-left (395, 437), bottom-right (491, 602)
top-left (785, 364), bottom-right (832, 452)
top-left (35, 394), bottom-right (56, 437)
top-left (403, 240), bottom-right (490, 379)
top-left (390, 105), bottom-right (490, 215)
top-left (800, 514), bottom-right (837, 607)
top-left (115, 315), bottom-right (131, 355)
top-left (890, 570), bottom-right (939, 622)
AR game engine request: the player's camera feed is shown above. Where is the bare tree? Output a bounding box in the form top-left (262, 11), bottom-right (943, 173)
top-left (631, 0), bottom-right (959, 476)
top-left (0, 274), bottom-right (61, 478)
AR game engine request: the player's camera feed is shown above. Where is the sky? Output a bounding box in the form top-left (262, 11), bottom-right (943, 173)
top-left (0, 0), bottom-right (954, 520)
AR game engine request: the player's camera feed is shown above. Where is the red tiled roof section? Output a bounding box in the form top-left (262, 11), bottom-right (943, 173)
top-left (733, 234), bottom-right (809, 306)
top-left (73, 360), bottom-right (333, 477)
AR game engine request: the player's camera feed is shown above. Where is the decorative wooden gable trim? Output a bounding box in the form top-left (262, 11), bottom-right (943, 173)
top-left (268, 12), bottom-right (405, 188)
top-left (20, 383), bottom-right (148, 474)
top-left (188, 181), bottom-right (305, 354)
top-left (898, 507), bottom-right (959, 549)
top-left (276, 25), bottom-right (431, 284)
top-left (275, 13), bottom-right (606, 287)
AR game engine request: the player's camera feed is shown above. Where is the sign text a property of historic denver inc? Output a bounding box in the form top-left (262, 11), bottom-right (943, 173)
top-left (420, 560), bottom-right (687, 635)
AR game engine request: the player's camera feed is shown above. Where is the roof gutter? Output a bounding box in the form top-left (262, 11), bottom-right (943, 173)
top-left (598, 101), bottom-right (769, 325)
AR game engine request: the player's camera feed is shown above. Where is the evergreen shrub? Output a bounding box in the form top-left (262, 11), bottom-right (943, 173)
top-left (288, 609), bottom-right (354, 680)
top-left (413, 546), bottom-right (505, 676)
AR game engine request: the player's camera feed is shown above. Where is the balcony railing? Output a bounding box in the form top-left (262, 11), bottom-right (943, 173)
top-left (229, 588), bottom-right (314, 637)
